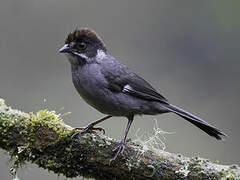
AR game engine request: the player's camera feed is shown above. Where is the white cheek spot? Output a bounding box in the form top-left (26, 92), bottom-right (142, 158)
top-left (96, 50), bottom-right (106, 60)
top-left (123, 84), bottom-right (132, 92)
top-left (73, 52), bottom-right (88, 59)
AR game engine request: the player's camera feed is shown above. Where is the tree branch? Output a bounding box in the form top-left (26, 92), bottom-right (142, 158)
top-left (0, 98), bottom-right (239, 180)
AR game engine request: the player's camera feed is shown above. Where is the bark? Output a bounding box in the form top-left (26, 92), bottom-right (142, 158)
top-left (0, 98), bottom-right (239, 180)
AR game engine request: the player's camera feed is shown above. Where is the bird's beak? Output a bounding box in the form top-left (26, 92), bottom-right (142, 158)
top-left (59, 44), bottom-right (70, 53)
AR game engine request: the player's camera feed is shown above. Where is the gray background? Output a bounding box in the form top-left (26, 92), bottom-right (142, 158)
top-left (0, 0), bottom-right (239, 179)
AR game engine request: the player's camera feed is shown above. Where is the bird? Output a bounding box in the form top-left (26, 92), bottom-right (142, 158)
top-left (59, 28), bottom-right (227, 159)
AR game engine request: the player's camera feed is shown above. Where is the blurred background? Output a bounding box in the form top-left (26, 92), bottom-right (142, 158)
top-left (0, 0), bottom-right (239, 179)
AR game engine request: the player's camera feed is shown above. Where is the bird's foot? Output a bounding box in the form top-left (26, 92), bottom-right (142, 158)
top-left (71, 125), bottom-right (105, 139)
top-left (112, 140), bottom-right (128, 160)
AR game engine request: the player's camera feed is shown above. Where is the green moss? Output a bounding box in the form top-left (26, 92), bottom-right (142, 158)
top-left (0, 111), bottom-right (26, 151)
top-left (220, 168), bottom-right (240, 180)
top-left (175, 157), bottom-right (238, 180)
top-left (0, 98), bottom-right (5, 106)
top-left (28, 111), bottom-right (74, 154)
top-left (230, 164), bottom-right (238, 169)
top-left (143, 164), bottom-right (156, 177)
top-left (1, 99), bottom-right (240, 179)
top-left (0, 101), bottom-right (75, 173)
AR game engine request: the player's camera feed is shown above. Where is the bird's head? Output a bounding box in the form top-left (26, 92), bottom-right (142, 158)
top-left (59, 28), bottom-right (107, 65)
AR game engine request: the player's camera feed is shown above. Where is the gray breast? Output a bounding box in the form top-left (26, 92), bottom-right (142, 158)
top-left (71, 64), bottom-right (165, 117)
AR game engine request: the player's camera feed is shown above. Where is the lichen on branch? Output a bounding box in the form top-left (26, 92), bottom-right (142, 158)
top-left (0, 98), bottom-right (239, 180)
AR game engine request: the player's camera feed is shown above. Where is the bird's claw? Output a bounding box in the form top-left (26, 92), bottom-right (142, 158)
top-left (71, 126), bottom-right (105, 139)
top-left (112, 140), bottom-right (128, 160)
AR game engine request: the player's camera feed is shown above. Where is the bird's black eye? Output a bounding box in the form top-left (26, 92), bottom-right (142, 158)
top-left (77, 42), bottom-right (87, 50)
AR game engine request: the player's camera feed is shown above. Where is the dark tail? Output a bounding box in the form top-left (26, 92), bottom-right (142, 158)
top-left (163, 104), bottom-right (227, 140)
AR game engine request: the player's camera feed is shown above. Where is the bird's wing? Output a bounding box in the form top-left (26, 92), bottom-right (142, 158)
top-left (101, 61), bottom-right (168, 104)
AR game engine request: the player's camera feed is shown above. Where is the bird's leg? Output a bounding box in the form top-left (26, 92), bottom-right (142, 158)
top-left (113, 116), bottom-right (133, 160)
top-left (72, 115), bottom-right (112, 138)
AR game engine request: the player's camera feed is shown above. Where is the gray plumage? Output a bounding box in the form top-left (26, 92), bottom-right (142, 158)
top-left (71, 55), bottom-right (168, 117)
top-left (59, 28), bottom-right (227, 158)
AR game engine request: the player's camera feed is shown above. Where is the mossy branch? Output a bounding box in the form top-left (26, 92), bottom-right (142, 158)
top-left (0, 98), bottom-right (239, 180)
